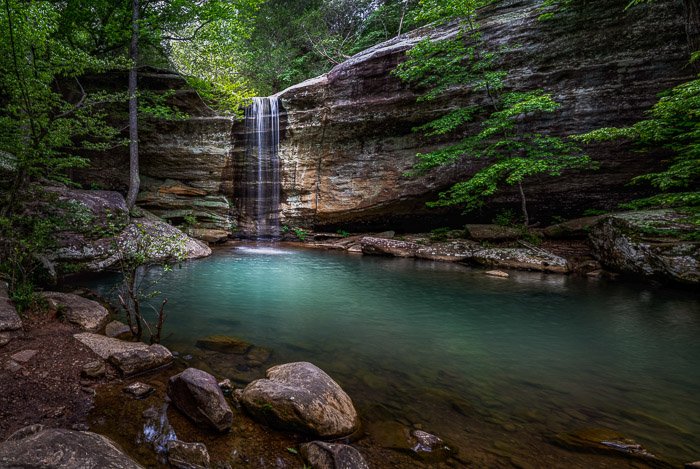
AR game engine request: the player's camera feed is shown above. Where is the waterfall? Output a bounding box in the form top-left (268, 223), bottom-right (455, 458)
top-left (242, 97), bottom-right (280, 239)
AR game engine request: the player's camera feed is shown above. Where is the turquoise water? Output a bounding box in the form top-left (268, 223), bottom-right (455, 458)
top-left (84, 244), bottom-right (700, 465)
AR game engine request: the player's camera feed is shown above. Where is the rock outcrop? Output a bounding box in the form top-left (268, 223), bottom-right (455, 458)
top-left (0, 281), bottom-right (23, 346)
top-left (167, 368), bottom-right (233, 432)
top-left (588, 210), bottom-right (700, 285)
top-left (42, 292), bottom-right (110, 333)
top-left (74, 333), bottom-right (173, 376)
top-left (239, 361), bottom-right (359, 438)
top-left (0, 425), bottom-right (143, 468)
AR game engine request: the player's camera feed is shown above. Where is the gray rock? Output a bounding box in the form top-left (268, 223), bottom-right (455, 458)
top-left (42, 292), bottom-right (110, 333)
top-left (589, 210), bottom-right (700, 285)
top-left (166, 440), bottom-right (211, 469)
top-left (464, 224), bottom-right (520, 241)
top-left (74, 333), bottom-right (173, 376)
top-left (167, 368), bottom-right (233, 432)
top-left (468, 248), bottom-right (569, 274)
top-left (10, 349), bottom-right (37, 363)
top-left (81, 360), bottom-right (106, 379)
top-left (124, 382), bottom-right (155, 399)
top-left (0, 425), bottom-right (143, 468)
top-left (410, 430), bottom-right (453, 461)
top-left (360, 237), bottom-right (419, 257)
top-left (240, 361), bottom-right (359, 438)
top-left (485, 270), bottom-right (509, 278)
top-left (105, 320), bottom-right (132, 339)
top-left (109, 344), bottom-right (173, 377)
top-left (300, 441), bottom-right (369, 469)
top-left (0, 281), bottom-right (23, 345)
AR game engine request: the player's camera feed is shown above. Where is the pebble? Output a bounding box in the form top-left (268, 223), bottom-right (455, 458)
top-left (124, 382), bottom-right (155, 399)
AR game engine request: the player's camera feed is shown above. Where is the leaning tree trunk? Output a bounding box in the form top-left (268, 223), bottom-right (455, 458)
top-left (125, 0), bottom-right (140, 210)
top-left (517, 181), bottom-right (529, 227)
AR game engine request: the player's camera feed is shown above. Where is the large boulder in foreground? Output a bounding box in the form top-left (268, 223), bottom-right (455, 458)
top-left (0, 425), bottom-right (143, 468)
top-left (42, 292), bottom-right (110, 333)
top-left (167, 367), bottom-right (233, 432)
top-left (74, 332), bottom-right (173, 376)
top-left (239, 362), bottom-right (359, 438)
top-left (589, 210), bottom-right (699, 285)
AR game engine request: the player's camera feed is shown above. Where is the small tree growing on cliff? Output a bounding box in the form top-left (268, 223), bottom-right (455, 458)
top-left (394, 0), bottom-right (593, 225)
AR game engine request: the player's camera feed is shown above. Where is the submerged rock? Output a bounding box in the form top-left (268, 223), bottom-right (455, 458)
top-left (589, 210), bottom-right (700, 285)
top-left (0, 425), bottom-right (143, 468)
top-left (196, 335), bottom-right (252, 354)
top-left (166, 440), bottom-right (210, 469)
top-left (42, 292), bottom-right (110, 333)
top-left (124, 382), bottom-right (155, 399)
top-left (240, 361), bottom-right (359, 438)
top-left (409, 430), bottom-right (454, 462)
top-left (552, 428), bottom-right (660, 463)
top-left (300, 441), bottom-right (369, 469)
top-left (167, 367), bottom-right (233, 432)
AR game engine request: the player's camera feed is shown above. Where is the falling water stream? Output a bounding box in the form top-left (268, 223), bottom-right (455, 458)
top-left (241, 97), bottom-right (280, 239)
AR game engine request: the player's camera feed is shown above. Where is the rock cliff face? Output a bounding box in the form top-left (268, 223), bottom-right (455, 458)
top-left (76, 1), bottom-right (694, 234)
top-left (272, 0), bottom-right (694, 231)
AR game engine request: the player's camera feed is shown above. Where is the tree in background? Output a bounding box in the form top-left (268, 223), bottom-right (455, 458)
top-left (395, 0), bottom-right (592, 225)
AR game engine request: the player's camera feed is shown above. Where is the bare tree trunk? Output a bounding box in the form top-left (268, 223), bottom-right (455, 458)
top-left (397, 0), bottom-right (408, 36)
top-left (125, 0), bottom-right (140, 209)
top-left (686, 0), bottom-right (700, 69)
top-left (518, 181), bottom-right (529, 227)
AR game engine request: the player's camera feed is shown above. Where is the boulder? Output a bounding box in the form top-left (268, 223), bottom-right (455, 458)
top-left (240, 361), bottom-right (359, 438)
top-left (195, 335), bottom-right (252, 354)
top-left (300, 441), bottom-right (369, 469)
top-left (467, 248), bottom-right (570, 274)
top-left (74, 333), bottom-right (173, 376)
top-left (42, 292), bottom-right (110, 333)
top-left (167, 368), bottom-right (233, 432)
top-left (105, 320), bottom-right (132, 339)
top-left (0, 281), bottom-right (23, 345)
top-left (0, 425), bottom-right (143, 468)
top-left (589, 210), bottom-right (700, 285)
top-left (189, 228), bottom-right (229, 244)
top-left (463, 224), bottom-right (520, 241)
top-left (166, 440), bottom-right (211, 469)
top-left (543, 216), bottom-right (605, 239)
top-left (360, 237), bottom-right (419, 257)
top-left (81, 360), bottom-right (106, 379)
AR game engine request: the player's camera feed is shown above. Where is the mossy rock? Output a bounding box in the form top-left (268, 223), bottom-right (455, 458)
top-left (196, 335), bottom-right (252, 354)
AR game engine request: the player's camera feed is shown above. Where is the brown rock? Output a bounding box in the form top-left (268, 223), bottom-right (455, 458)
top-left (196, 335), bottom-right (252, 354)
top-left (300, 441), bottom-right (369, 469)
top-left (166, 440), bottom-right (210, 469)
top-left (81, 360), bottom-right (106, 379)
top-left (167, 367), bottom-right (233, 432)
top-left (109, 344), bottom-right (173, 377)
top-left (124, 382), bottom-right (155, 399)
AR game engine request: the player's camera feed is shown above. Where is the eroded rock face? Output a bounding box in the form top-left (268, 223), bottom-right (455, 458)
top-left (42, 292), bottom-right (110, 333)
top-left (588, 210), bottom-right (700, 285)
top-left (271, 0), bottom-right (693, 230)
top-left (167, 368), bottom-right (233, 432)
top-left (0, 281), bottom-right (23, 346)
top-left (239, 361), bottom-right (359, 438)
top-left (0, 425), bottom-right (143, 468)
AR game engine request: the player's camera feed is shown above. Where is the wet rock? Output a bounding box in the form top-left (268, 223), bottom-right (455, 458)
top-left (109, 344), bottom-right (173, 376)
top-left (685, 461), bottom-right (700, 469)
top-left (196, 335), bottom-right (252, 354)
top-left (467, 248), bottom-right (569, 274)
top-left (245, 346), bottom-right (271, 366)
top-left (124, 382), bottom-right (155, 399)
top-left (360, 237), bottom-right (419, 257)
top-left (300, 441), bottom-right (369, 469)
top-left (0, 425), bottom-right (143, 468)
top-left (464, 224), bottom-right (520, 241)
top-left (167, 367), bottom-right (233, 432)
top-left (0, 281), bottom-right (23, 345)
top-left (240, 361), bottom-right (359, 438)
top-left (10, 349), bottom-right (37, 363)
top-left (485, 270), bottom-right (509, 278)
top-left (105, 320), bottom-right (132, 339)
top-left (218, 378), bottom-right (234, 394)
top-left (74, 333), bottom-right (173, 376)
top-left (410, 430), bottom-right (453, 461)
top-left (42, 292), bottom-right (110, 333)
top-left (81, 360), bottom-right (106, 379)
top-left (166, 440), bottom-right (211, 469)
top-left (589, 210), bottom-right (700, 285)
top-left (552, 428), bottom-right (659, 463)
top-left (543, 216), bottom-right (604, 239)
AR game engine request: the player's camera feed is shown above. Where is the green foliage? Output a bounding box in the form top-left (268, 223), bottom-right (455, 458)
top-left (182, 214), bottom-right (197, 228)
top-left (492, 209), bottom-right (518, 227)
top-left (336, 229), bottom-right (350, 237)
top-left (293, 227), bottom-right (307, 241)
top-left (578, 77), bottom-right (700, 209)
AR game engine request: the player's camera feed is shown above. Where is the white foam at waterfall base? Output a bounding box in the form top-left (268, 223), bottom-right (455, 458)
top-left (235, 246), bottom-right (294, 255)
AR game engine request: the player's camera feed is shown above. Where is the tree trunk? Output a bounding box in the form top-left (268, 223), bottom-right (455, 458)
top-left (518, 181), bottom-right (529, 226)
top-left (685, 0), bottom-right (700, 68)
top-left (125, 0), bottom-right (140, 209)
